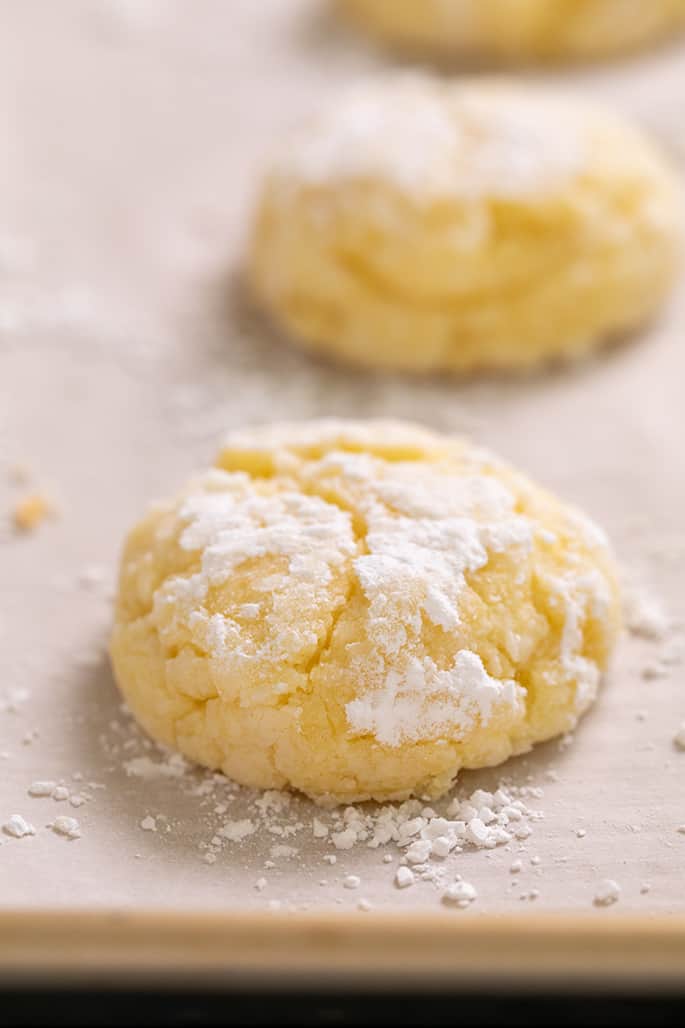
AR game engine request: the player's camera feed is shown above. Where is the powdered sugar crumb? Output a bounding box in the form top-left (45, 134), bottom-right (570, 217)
top-left (124, 754), bottom-right (188, 779)
top-left (624, 585), bottom-right (671, 640)
top-left (395, 866), bottom-right (415, 889)
top-left (51, 816), bottom-right (81, 839)
top-left (594, 879), bottom-right (621, 906)
top-left (3, 814), bottom-right (36, 838)
top-left (28, 780), bottom-right (57, 797)
top-left (443, 880), bottom-right (477, 907)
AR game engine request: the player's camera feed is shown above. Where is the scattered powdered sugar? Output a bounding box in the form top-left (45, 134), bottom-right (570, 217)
top-left (110, 711), bottom-right (547, 907)
top-left (25, 774), bottom-right (94, 808)
top-left (622, 580), bottom-right (683, 682)
top-left (273, 77), bottom-right (587, 202)
top-left (219, 819), bottom-right (256, 842)
top-left (28, 780), bottom-right (57, 797)
top-left (124, 754), bottom-right (189, 779)
top-left (594, 879), bottom-right (621, 907)
top-left (3, 814), bottom-right (36, 839)
top-left (624, 585), bottom-right (671, 641)
top-left (188, 775), bottom-right (543, 900)
top-left (442, 880), bottom-right (477, 908)
top-left (51, 816), bottom-right (81, 839)
top-left (395, 866), bottom-right (415, 889)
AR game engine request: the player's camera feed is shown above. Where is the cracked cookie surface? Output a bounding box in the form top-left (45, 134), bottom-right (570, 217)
top-left (249, 77), bottom-right (682, 374)
top-left (110, 420), bottom-right (621, 803)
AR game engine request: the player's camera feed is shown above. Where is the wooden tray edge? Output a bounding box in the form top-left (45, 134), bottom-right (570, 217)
top-left (0, 910), bottom-right (684, 989)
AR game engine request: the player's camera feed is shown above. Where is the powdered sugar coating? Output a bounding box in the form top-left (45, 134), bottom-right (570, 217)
top-left (347, 650), bottom-right (523, 747)
top-left (273, 77), bottom-right (587, 202)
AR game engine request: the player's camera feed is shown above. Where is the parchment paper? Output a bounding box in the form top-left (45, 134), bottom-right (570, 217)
top-left (1, 0), bottom-right (684, 915)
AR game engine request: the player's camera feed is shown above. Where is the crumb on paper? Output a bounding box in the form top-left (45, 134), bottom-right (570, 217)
top-left (594, 879), bottom-right (621, 906)
top-left (624, 585), bottom-right (671, 640)
top-left (28, 780), bottom-right (57, 797)
top-left (2, 814), bottom-right (36, 838)
top-left (12, 492), bottom-right (55, 532)
top-left (51, 816), bottom-right (81, 839)
top-left (442, 880), bottom-right (477, 908)
top-left (395, 866), bottom-right (415, 889)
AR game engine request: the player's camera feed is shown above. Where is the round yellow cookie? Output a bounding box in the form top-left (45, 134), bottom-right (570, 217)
top-left (338, 0), bottom-right (685, 61)
top-left (248, 77), bottom-right (682, 374)
top-left (110, 420), bottom-right (621, 804)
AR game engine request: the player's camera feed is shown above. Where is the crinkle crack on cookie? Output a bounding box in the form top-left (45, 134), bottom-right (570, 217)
top-left (248, 77), bottom-right (682, 374)
top-left (110, 420), bottom-right (622, 803)
top-left (337, 0), bottom-right (685, 62)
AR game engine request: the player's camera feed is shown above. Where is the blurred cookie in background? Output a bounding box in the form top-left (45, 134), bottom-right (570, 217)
top-left (337, 0), bottom-right (685, 63)
top-left (248, 76), bottom-right (683, 374)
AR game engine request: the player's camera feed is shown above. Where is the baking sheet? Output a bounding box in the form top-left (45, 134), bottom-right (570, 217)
top-left (1, 0), bottom-right (684, 919)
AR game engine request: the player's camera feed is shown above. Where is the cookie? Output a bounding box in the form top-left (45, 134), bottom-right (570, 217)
top-left (339, 0), bottom-right (685, 62)
top-left (110, 420), bottom-right (621, 803)
top-left (248, 78), bottom-right (682, 373)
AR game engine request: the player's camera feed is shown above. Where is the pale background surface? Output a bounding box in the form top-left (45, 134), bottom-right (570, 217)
top-left (1, 0), bottom-right (684, 915)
